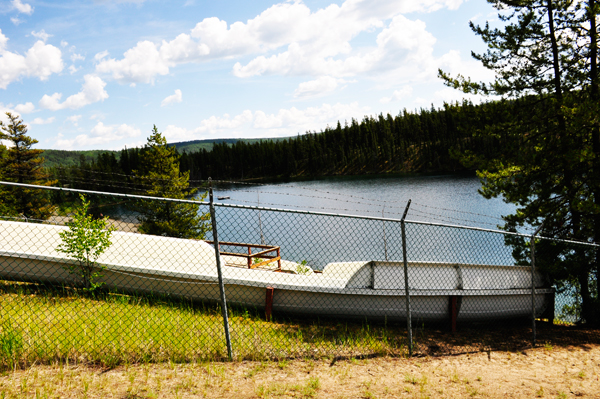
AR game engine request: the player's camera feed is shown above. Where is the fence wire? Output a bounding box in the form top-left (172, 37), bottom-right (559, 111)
top-left (0, 182), bottom-right (598, 368)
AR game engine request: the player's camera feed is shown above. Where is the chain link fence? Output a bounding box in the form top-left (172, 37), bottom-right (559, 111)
top-left (0, 181), bottom-right (598, 368)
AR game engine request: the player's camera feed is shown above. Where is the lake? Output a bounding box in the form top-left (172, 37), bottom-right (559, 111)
top-left (209, 174), bottom-right (514, 228)
top-left (205, 174), bottom-right (526, 269)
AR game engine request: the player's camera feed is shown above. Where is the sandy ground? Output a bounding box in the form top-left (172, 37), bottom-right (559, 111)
top-left (1, 344), bottom-right (598, 398)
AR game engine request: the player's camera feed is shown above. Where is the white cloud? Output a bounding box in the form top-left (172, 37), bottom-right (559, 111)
top-left (380, 86), bottom-right (413, 103)
top-left (95, 0), bottom-right (463, 84)
top-left (54, 122), bottom-right (142, 149)
top-left (0, 103), bottom-right (20, 121)
top-left (0, 30), bottom-right (64, 89)
top-left (470, 12), bottom-right (483, 22)
top-left (0, 32), bottom-right (7, 52)
top-left (161, 89), bottom-right (182, 106)
top-left (66, 115), bottom-right (82, 126)
top-left (61, 40), bottom-right (68, 48)
top-left (14, 102), bottom-right (35, 114)
top-left (232, 13), bottom-right (439, 80)
top-left (294, 76), bottom-right (341, 98)
top-left (94, 50), bottom-right (109, 61)
top-left (68, 65), bottom-right (80, 74)
top-left (10, 17), bottom-right (23, 26)
top-left (31, 30), bottom-right (52, 42)
top-left (434, 50), bottom-right (495, 89)
top-left (252, 102), bottom-right (367, 131)
top-left (30, 117), bottom-right (55, 125)
top-left (89, 113), bottom-right (105, 120)
top-left (70, 53), bottom-right (85, 62)
top-left (12, 0), bottom-right (33, 15)
top-left (95, 41), bottom-right (172, 84)
top-left (39, 74), bottom-right (109, 110)
top-left (162, 102), bottom-right (370, 142)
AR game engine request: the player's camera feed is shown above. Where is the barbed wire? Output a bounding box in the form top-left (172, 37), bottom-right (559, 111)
top-left (48, 166), bottom-right (509, 228)
top-left (52, 165), bottom-right (213, 185)
top-left (268, 184), bottom-right (506, 222)
top-left (212, 187), bottom-right (509, 227)
top-left (45, 176), bottom-right (200, 197)
top-left (41, 176), bottom-right (508, 228)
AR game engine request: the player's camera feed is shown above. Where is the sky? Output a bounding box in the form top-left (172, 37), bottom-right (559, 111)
top-left (0, 0), bottom-right (498, 151)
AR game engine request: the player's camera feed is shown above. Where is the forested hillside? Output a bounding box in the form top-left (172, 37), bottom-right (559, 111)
top-left (47, 99), bottom-right (514, 191)
top-left (42, 138), bottom-right (291, 168)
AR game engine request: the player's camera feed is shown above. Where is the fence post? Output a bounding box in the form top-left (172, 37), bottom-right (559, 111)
top-left (401, 199), bottom-right (412, 356)
top-left (530, 223), bottom-right (543, 347)
top-left (382, 205), bottom-right (388, 261)
top-left (209, 178), bottom-right (233, 360)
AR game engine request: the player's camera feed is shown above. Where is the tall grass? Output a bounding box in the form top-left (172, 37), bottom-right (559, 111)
top-left (0, 281), bottom-right (408, 369)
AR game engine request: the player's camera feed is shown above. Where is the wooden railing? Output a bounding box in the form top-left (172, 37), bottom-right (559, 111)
top-left (204, 241), bottom-right (281, 271)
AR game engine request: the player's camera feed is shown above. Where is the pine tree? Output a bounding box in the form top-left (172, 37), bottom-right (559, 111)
top-left (133, 126), bottom-right (210, 239)
top-left (0, 112), bottom-right (56, 219)
top-left (439, 0), bottom-right (600, 323)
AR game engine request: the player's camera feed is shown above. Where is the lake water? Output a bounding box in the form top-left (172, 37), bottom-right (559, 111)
top-left (209, 174), bottom-right (515, 229)
top-left (204, 174), bottom-right (527, 270)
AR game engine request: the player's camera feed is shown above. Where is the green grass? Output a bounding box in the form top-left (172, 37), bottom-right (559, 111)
top-left (0, 281), bottom-right (409, 369)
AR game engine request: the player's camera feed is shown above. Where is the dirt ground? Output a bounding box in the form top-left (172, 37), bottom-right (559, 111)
top-left (1, 343), bottom-right (598, 398)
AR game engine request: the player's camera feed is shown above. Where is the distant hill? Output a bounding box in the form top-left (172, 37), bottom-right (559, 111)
top-left (172, 137), bottom-right (291, 153)
top-left (41, 136), bottom-right (293, 167)
top-left (41, 149), bottom-right (117, 167)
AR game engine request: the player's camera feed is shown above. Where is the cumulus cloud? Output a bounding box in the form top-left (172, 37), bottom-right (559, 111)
top-left (31, 30), bottom-right (52, 42)
top-left (95, 41), bottom-right (173, 84)
top-left (161, 89), bottom-right (182, 106)
top-left (437, 50), bottom-right (494, 82)
top-left (95, 0), bottom-right (463, 84)
top-left (55, 122), bottom-right (141, 149)
top-left (10, 17), bottom-right (23, 26)
top-left (380, 86), bottom-right (413, 103)
top-left (0, 103), bottom-right (24, 121)
top-left (39, 74), bottom-right (109, 110)
top-left (30, 117), bottom-right (55, 125)
top-left (12, 0), bottom-right (33, 15)
top-left (14, 102), bottom-right (35, 114)
top-left (294, 76), bottom-right (341, 98)
top-left (0, 30), bottom-right (64, 89)
top-left (70, 53), bottom-right (85, 62)
top-left (161, 102), bottom-right (370, 142)
top-left (66, 115), bottom-right (82, 126)
top-left (94, 50), bottom-right (109, 61)
top-left (232, 13), bottom-right (438, 80)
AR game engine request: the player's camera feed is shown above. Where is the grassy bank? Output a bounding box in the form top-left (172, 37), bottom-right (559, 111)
top-left (2, 281), bottom-right (599, 372)
top-left (0, 282), bottom-right (408, 370)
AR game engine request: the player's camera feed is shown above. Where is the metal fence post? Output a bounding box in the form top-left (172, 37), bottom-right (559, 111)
top-left (530, 223), bottom-right (543, 347)
top-left (209, 178), bottom-right (233, 360)
top-left (382, 205), bottom-right (388, 261)
top-left (401, 199), bottom-right (412, 356)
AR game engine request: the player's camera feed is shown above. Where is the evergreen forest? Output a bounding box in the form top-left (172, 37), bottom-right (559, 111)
top-left (46, 99), bottom-right (512, 193)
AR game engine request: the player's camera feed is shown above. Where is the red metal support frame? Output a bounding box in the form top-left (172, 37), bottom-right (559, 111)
top-left (265, 287), bottom-right (275, 321)
top-left (247, 245), bottom-right (252, 268)
top-left (277, 248), bottom-right (281, 271)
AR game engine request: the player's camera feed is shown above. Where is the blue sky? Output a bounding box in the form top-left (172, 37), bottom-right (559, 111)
top-left (0, 0), bottom-right (497, 150)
